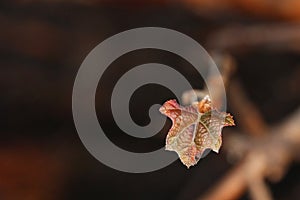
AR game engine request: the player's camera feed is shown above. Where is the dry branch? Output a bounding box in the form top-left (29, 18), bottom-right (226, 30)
top-left (198, 108), bottom-right (300, 200)
top-left (228, 80), bottom-right (269, 136)
top-left (207, 24), bottom-right (300, 54)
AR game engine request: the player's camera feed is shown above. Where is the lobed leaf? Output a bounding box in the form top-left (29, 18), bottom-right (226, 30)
top-left (159, 96), bottom-right (235, 168)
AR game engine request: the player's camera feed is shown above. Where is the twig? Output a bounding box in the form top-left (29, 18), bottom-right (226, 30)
top-left (248, 176), bottom-right (273, 200)
top-left (207, 24), bottom-right (300, 54)
top-left (228, 79), bottom-right (269, 136)
top-left (198, 108), bottom-right (300, 200)
top-left (182, 53), bottom-right (235, 107)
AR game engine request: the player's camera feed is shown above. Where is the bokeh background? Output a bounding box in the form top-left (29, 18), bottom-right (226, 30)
top-left (1, 0), bottom-right (300, 199)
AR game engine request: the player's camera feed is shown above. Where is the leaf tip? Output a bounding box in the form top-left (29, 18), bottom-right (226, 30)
top-left (225, 113), bottom-right (235, 126)
top-left (159, 99), bottom-right (179, 114)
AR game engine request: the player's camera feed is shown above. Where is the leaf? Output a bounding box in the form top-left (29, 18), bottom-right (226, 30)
top-left (159, 95), bottom-right (235, 168)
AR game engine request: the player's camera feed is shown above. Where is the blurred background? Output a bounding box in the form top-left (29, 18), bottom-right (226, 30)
top-left (1, 0), bottom-right (300, 199)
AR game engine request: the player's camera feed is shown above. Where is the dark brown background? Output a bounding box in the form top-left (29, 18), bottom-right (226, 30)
top-left (1, 1), bottom-right (300, 199)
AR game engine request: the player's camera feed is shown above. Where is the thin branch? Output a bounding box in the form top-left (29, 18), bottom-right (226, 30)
top-left (198, 108), bottom-right (300, 200)
top-left (182, 53), bottom-right (235, 107)
top-left (228, 79), bottom-right (269, 136)
top-left (207, 24), bottom-right (300, 54)
top-left (248, 176), bottom-right (273, 200)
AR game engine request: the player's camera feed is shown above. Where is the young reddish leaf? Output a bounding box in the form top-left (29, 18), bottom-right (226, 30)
top-left (159, 96), bottom-right (235, 168)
